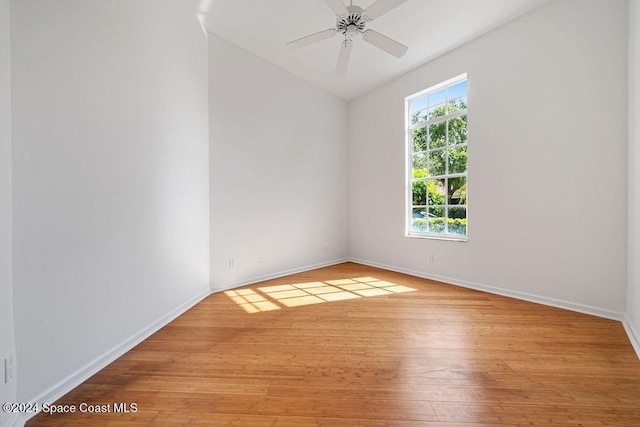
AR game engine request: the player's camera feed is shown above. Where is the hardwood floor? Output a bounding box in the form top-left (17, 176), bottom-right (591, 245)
top-left (27, 262), bottom-right (640, 426)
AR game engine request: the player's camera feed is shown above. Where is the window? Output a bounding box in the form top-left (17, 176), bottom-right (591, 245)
top-left (406, 74), bottom-right (468, 240)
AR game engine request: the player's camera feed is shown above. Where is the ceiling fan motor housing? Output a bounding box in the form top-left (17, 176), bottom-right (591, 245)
top-left (337, 5), bottom-right (365, 39)
top-left (285, 0), bottom-right (409, 76)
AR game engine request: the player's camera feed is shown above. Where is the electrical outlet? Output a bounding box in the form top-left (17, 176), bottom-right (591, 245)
top-left (428, 254), bottom-right (434, 262)
top-left (4, 353), bottom-right (15, 383)
top-left (228, 258), bottom-right (235, 269)
top-left (258, 254), bottom-right (264, 263)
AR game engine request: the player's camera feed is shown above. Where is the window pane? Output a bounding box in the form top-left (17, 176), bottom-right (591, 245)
top-left (411, 109), bottom-right (429, 125)
top-left (428, 122), bottom-right (446, 149)
top-left (447, 80), bottom-right (467, 99)
top-left (428, 206), bottom-right (443, 217)
top-left (428, 88), bottom-right (446, 106)
top-left (428, 208), bottom-right (445, 233)
top-left (448, 207), bottom-right (467, 235)
top-left (411, 207), bottom-right (427, 232)
top-left (427, 179), bottom-right (445, 206)
top-left (448, 115), bottom-right (467, 145)
top-left (412, 181), bottom-right (427, 205)
top-left (412, 153), bottom-right (427, 178)
top-left (412, 207), bottom-right (427, 217)
top-left (447, 96), bottom-right (467, 114)
top-left (412, 128), bottom-right (427, 152)
top-left (448, 146), bottom-right (467, 174)
top-left (428, 103), bottom-right (447, 120)
top-left (448, 177), bottom-right (467, 205)
top-left (411, 217), bottom-right (427, 232)
top-left (449, 206), bottom-right (466, 219)
top-left (428, 150), bottom-right (446, 176)
top-left (409, 96), bottom-right (427, 114)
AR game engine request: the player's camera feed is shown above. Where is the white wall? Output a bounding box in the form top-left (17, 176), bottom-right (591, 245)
top-left (209, 34), bottom-right (348, 288)
top-left (0, 0), bottom-right (17, 425)
top-left (349, 0), bottom-right (628, 316)
top-left (11, 0), bottom-right (209, 401)
top-left (628, 0), bottom-right (640, 348)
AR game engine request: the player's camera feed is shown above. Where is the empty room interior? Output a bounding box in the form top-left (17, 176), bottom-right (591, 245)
top-left (2, 0), bottom-right (640, 425)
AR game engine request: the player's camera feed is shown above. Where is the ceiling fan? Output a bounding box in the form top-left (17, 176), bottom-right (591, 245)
top-left (286, 0), bottom-right (409, 76)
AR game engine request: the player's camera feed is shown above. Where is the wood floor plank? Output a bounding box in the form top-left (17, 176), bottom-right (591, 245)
top-left (27, 262), bottom-right (640, 426)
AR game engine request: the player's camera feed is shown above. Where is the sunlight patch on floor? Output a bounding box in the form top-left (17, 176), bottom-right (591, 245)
top-left (224, 289), bottom-right (280, 313)
top-left (224, 277), bottom-right (416, 313)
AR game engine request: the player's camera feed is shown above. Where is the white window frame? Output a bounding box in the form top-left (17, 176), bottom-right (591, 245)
top-left (405, 73), bottom-right (468, 242)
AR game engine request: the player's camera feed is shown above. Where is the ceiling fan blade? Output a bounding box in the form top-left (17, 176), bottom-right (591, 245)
top-left (363, 0), bottom-right (408, 21)
top-left (362, 29), bottom-right (408, 58)
top-left (287, 29), bottom-right (337, 50)
top-left (335, 39), bottom-right (353, 76)
top-left (324, 0), bottom-right (348, 16)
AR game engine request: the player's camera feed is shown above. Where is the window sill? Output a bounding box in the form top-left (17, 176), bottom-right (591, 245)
top-left (405, 233), bottom-right (468, 242)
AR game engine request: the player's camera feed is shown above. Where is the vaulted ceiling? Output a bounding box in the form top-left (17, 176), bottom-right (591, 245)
top-left (202, 0), bottom-right (551, 100)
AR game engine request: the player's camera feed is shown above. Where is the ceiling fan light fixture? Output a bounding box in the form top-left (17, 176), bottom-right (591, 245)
top-left (345, 24), bottom-right (359, 39)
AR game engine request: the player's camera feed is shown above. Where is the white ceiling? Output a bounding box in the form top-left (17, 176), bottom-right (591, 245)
top-left (203, 0), bottom-right (551, 101)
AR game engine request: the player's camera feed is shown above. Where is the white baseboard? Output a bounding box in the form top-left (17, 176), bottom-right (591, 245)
top-left (623, 317), bottom-right (640, 360)
top-left (14, 288), bottom-right (212, 427)
top-left (210, 258), bottom-right (350, 293)
top-left (349, 257), bottom-right (626, 321)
